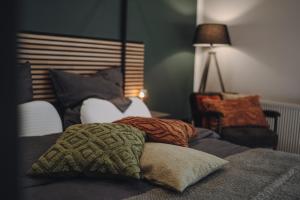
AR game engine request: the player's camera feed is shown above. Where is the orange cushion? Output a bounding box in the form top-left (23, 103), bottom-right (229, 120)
top-left (114, 117), bottom-right (196, 147)
top-left (202, 96), bottom-right (268, 128)
top-left (195, 95), bottom-right (221, 110)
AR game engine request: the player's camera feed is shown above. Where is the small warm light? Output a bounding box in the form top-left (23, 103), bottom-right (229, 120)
top-left (138, 89), bottom-right (148, 100)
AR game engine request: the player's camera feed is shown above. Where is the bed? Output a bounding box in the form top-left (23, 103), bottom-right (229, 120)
top-left (18, 32), bottom-right (300, 200)
top-left (19, 131), bottom-right (249, 200)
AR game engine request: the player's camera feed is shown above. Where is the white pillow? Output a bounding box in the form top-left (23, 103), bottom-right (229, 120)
top-left (81, 97), bottom-right (151, 124)
top-left (18, 101), bottom-right (63, 137)
top-left (124, 97), bottom-right (151, 117)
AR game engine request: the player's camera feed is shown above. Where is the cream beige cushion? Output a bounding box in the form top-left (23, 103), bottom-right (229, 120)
top-left (140, 143), bottom-right (228, 192)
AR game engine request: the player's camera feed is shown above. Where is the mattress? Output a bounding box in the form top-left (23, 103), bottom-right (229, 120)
top-left (19, 129), bottom-right (248, 200)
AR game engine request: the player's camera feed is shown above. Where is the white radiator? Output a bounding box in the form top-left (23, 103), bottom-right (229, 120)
top-left (260, 100), bottom-right (300, 154)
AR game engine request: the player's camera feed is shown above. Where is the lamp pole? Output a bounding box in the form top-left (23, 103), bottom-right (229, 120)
top-left (198, 46), bottom-right (226, 93)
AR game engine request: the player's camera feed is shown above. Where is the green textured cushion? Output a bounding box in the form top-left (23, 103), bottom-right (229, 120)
top-left (28, 123), bottom-right (145, 179)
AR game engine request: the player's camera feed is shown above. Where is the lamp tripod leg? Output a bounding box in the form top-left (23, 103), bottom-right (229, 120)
top-left (198, 51), bottom-right (226, 93)
top-left (212, 53), bottom-right (226, 92)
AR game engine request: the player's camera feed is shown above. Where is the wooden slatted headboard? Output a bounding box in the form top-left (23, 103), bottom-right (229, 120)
top-left (17, 32), bottom-right (144, 102)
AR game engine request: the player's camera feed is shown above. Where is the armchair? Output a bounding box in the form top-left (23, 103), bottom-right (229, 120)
top-left (190, 93), bottom-right (280, 149)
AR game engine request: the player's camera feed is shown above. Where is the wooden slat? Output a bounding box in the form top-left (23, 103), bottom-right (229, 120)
top-left (126, 68), bottom-right (143, 71)
top-left (33, 94), bottom-right (56, 99)
top-left (32, 85), bottom-right (53, 89)
top-left (125, 72), bottom-right (144, 75)
top-left (125, 83), bottom-right (144, 87)
top-left (125, 92), bottom-right (142, 97)
top-left (125, 74), bottom-right (144, 77)
top-left (125, 59), bottom-right (144, 63)
top-left (18, 38), bottom-right (122, 50)
top-left (33, 89), bottom-right (54, 94)
top-left (126, 55), bottom-right (144, 59)
top-left (18, 49), bottom-right (122, 58)
top-left (126, 70), bottom-right (143, 72)
top-left (125, 63), bottom-right (144, 67)
top-left (125, 91), bottom-right (144, 95)
top-left (126, 47), bottom-right (144, 52)
top-left (18, 32), bottom-right (144, 102)
top-left (31, 70), bottom-right (100, 75)
top-left (19, 59), bottom-right (121, 66)
top-left (18, 44), bottom-right (122, 54)
top-left (32, 80), bottom-right (51, 84)
top-left (125, 84), bottom-right (144, 88)
top-left (126, 52), bottom-right (144, 56)
top-left (125, 81), bottom-right (144, 85)
top-left (32, 71), bottom-right (98, 76)
top-left (125, 66), bottom-right (144, 70)
top-left (18, 33), bottom-right (121, 46)
top-left (125, 90), bottom-right (142, 94)
top-left (126, 43), bottom-right (144, 48)
top-left (125, 74), bottom-right (144, 78)
top-left (31, 65), bottom-right (112, 70)
top-left (18, 54), bottom-right (122, 62)
top-left (125, 77), bottom-right (144, 80)
top-left (125, 88), bottom-right (142, 91)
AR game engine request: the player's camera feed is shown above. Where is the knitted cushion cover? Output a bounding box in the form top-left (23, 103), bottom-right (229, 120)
top-left (114, 117), bottom-right (196, 147)
top-left (28, 123), bottom-right (145, 179)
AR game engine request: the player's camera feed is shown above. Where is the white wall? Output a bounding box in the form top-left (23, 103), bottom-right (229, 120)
top-left (195, 0), bottom-right (300, 104)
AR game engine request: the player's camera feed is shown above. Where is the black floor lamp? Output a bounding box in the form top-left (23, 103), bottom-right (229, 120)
top-left (194, 24), bottom-right (231, 93)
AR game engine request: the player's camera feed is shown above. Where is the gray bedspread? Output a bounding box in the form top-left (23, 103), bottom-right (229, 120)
top-left (126, 149), bottom-right (300, 200)
top-left (19, 128), bottom-right (249, 200)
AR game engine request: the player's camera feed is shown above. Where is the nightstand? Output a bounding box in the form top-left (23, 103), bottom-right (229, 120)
top-left (150, 111), bottom-right (170, 118)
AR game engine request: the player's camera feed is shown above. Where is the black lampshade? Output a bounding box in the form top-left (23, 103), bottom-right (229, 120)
top-left (194, 24), bottom-right (231, 47)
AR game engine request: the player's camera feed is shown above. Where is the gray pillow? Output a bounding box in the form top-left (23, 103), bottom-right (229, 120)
top-left (49, 68), bottom-right (131, 112)
top-left (97, 67), bottom-right (124, 88)
top-left (63, 105), bottom-right (82, 129)
top-left (17, 62), bottom-right (33, 104)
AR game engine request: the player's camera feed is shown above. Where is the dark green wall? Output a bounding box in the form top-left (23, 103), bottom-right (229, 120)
top-left (19, 0), bottom-right (197, 119)
top-left (19, 0), bottom-right (121, 39)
